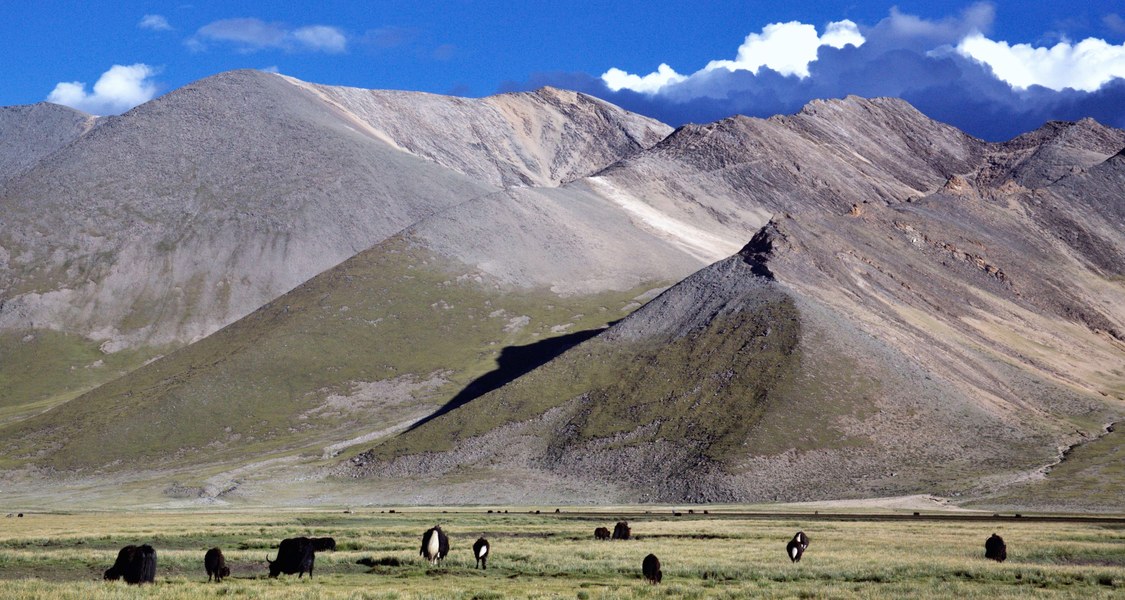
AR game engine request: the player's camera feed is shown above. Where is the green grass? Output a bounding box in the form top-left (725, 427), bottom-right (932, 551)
top-left (0, 236), bottom-right (667, 477)
top-left (975, 422), bottom-right (1125, 511)
top-left (374, 286), bottom-right (806, 464)
top-left (0, 509), bottom-right (1121, 599)
top-left (0, 330), bottom-right (158, 427)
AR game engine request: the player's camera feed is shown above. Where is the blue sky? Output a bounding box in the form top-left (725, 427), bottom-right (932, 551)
top-left (4, 1), bottom-right (1125, 139)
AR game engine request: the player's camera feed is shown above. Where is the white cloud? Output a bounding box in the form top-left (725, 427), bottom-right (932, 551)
top-left (957, 34), bottom-right (1125, 91)
top-left (194, 18), bottom-right (287, 50)
top-left (875, 3), bottom-right (993, 48)
top-left (138, 14), bottom-right (172, 31)
top-left (292, 25), bottom-right (347, 53)
top-left (601, 20), bottom-right (864, 94)
top-left (191, 18), bottom-right (347, 53)
top-left (603, 63), bottom-right (686, 93)
top-left (46, 64), bottom-right (159, 115)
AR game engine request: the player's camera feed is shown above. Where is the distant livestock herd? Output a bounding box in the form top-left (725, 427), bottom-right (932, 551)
top-left (98, 518), bottom-right (1010, 585)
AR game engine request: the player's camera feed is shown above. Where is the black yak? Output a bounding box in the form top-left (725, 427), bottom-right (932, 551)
top-left (985, 533), bottom-right (1007, 562)
top-left (473, 537), bottom-right (490, 569)
top-left (786, 539), bottom-right (804, 562)
top-left (311, 537), bottom-right (336, 551)
top-left (420, 526), bottom-right (450, 565)
top-left (642, 553), bottom-right (662, 583)
top-left (612, 521), bottom-right (631, 540)
top-left (594, 526), bottom-right (611, 540)
top-left (267, 537), bottom-right (316, 578)
top-left (104, 544), bottom-right (157, 584)
top-left (204, 547), bottom-right (230, 582)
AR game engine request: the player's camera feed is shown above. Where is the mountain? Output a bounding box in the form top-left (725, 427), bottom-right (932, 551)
top-left (348, 154), bottom-right (1125, 506)
top-left (0, 74), bottom-right (1122, 510)
top-left (0, 70), bottom-right (671, 422)
top-left (0, 102), bottom-right (93, 183)
top-left (341, 101), bottom-right (1125, 508)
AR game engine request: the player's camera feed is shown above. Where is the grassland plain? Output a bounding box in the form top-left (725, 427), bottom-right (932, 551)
top-left (0, 508), bottom-right (1121, 599)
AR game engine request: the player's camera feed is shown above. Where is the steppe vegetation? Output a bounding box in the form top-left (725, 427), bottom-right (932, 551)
top-left (0, 508), bottom-right (1121, 599)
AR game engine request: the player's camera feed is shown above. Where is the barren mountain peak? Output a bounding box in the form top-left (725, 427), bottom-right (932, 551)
top-left (0, 100), bottom-right (96, 183)
top-left (3, 77), bottom-right (1123, 510)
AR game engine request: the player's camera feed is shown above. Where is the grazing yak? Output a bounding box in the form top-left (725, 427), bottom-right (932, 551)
top-left (420, 525), bottom-right (450, 565)
top-left (204, 547), bottom-right (230, 582)
top-left (473, 537), bottom-right (490, 569)
top-left (786, 539), bottom-right (805, 563)
top-left (267, 537), bottom-right (316, 578)
top-left (985, 533), bottom-right (1007, 562)
top-left (104, 544), bottom-right (157, 584)
top-left (787, 531), bottom-right (810, 562)
top-left (594, 527), bottom-right (611, 540)
top-left (612, 521), bottom-right (631, 540)
top-left (311, 537), bottom-right (337, 552)
top-left (642, 553), bottom-right (662, 584)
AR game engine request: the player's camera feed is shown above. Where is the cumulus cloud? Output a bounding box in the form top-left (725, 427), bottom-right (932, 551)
top-left (868, 3), bottom-right (994, 50)
top-left (956, 34), bottom-right (1125, 91)
top-left (704, 20), bottom-right (863, 77)
top-left (603, 63), bottom-right (686, 93)
top-left (507, 5), bottom-right (1125, 141)
top-left (47, 64), bottom-right (159, 115)
top-left (190, 18), bottom-right (347, 53)
top-left (603, 20), bottom-right (863, 94)
top-left (138, 14), bottom-right (172, 31)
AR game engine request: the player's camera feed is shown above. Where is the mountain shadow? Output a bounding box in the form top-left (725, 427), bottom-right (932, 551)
top-left (408, 324), bottom-right (617, 431)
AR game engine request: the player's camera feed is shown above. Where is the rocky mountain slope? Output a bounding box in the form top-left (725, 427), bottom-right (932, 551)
top-left (0, 70), bottom-right (671, 421)
top-left (0, 102), bottom-right (93, 183)
top-left (0, 73), bottom-right (1122, 510)
top-left (344, 104), bottom-right (1125, 508)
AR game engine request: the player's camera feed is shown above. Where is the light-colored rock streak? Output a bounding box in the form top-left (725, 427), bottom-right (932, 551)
top-left (586, 176), bottom-right (743, 263)
top-left (279, 75), bottom-right (408, 153)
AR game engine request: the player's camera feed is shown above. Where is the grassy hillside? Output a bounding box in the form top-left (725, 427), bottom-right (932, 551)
top-left (351, 203), bottom-right (1123, 505)
top-left (0, 330), bottom-right (158, 425)
top-left (371, 278), bottom-right (805, 461)
top-left (354, 256), bottom-right (908, 502)
top-left (0, 235), bottom-right (669, 481)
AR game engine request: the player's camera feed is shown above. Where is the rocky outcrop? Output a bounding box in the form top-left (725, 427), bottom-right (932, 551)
top-left (299, 81), bottom-right (671, 187)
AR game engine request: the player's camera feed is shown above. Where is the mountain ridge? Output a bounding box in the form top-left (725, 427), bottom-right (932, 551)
top-left (0, 72), bottom-right (1122, 509)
